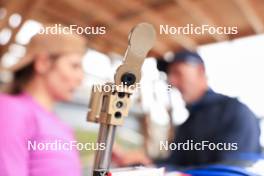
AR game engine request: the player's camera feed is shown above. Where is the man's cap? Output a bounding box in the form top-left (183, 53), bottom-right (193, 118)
top-left (157, 50), bottom-right (204, 73)
top-left (0, 27), bottom-right (87, 72)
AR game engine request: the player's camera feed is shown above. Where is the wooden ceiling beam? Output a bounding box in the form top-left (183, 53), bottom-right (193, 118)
top-left (39, 4), bottom-right (91, 28)
top-left (43, 0), bottom-right (128, 55)
top-left (42, 0), bottom-right (171, 56)
top-left (74, 0), bottom-right (118, 25)
top-left (0, 0), bottom-right (28, 30)
top-left (233, 0), bottom-right (264, 34)
top-left (32, 0), bottom-right (122, 55)
top-left (116, 0), bottom-right (198, 51)
top-left (0, 0), bottom-right (42, 58)
top-left (89, 1), bottom-right (171, 56)
top-left (175, 0), bottom-right (229, 41)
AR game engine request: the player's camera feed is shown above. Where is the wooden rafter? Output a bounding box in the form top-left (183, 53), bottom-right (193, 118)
top-left (117, 0), bottom-right (198, 51)
top-left (1, 0), bottom-right (263, 58)
top-left (0, 0), bottom-right (42, 56)
top-left (89, 1), bottom-right (172, 55)
top-left (175, 0), bottom-right (229, 41)
top-left (233, 0), bottom-right (264, 33)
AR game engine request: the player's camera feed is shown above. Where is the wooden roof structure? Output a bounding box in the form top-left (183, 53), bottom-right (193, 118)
top-left (0, 0), bottom-right (264, 59)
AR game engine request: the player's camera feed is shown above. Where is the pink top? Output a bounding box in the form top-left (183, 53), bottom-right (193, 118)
top-left (0, 93), bottom-right (81, 176)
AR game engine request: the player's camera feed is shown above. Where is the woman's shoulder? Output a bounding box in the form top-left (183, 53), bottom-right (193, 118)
top-left (0, 93), bottom-right (31, 108)
top-left (0, 93), bottom-right (18, 101)
top-left (0, 93), bottom-right (38, 139)
top-left (0, 93), bottom-right (34, 121)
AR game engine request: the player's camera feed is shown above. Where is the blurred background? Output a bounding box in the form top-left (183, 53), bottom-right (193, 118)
top-left (0, 0), bottom-right (264, 175)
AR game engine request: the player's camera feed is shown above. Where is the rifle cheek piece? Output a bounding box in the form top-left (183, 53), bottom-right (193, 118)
top-left (87, 23), bottom-right (156, 176)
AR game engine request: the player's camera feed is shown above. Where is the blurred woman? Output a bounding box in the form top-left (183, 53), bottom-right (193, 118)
top-left (0, 32), bottom-right (87, 176)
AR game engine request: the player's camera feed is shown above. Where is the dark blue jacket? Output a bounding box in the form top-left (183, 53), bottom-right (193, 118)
top-left (157, 89), bottom-right (261, 166)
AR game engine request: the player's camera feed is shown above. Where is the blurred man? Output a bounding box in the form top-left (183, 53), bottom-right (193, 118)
top-left (113, 50), bottom-right (261, 167)
top-left (155, 50), bottom-right (261, 166)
